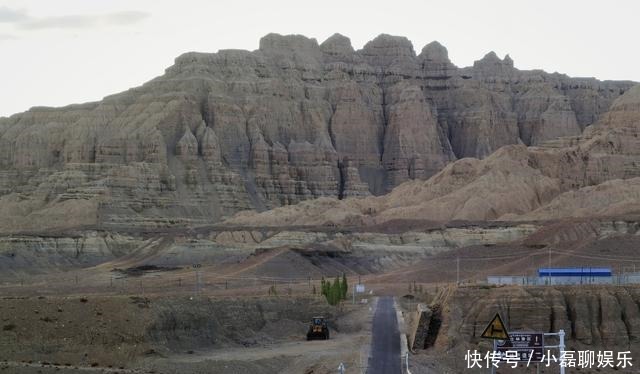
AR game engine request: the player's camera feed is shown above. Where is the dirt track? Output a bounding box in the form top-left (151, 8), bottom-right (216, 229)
top-left (0, 294), bottom-right (375, 374)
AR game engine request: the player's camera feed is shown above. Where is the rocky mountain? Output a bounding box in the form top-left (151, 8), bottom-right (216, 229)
top-left (0, 33), bottom-right (636, 232)
top-left (226, 84), bottom-right (640, 226)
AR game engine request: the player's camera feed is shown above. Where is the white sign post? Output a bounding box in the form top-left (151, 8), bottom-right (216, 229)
top-left (192, 263), bottom-right (201, 296)
top-left (558, 329), bottom-right (566, 374)
top-left (488, 329), bottom-right (566, 374)
top-left (353, 284), bottom-right (365, 304)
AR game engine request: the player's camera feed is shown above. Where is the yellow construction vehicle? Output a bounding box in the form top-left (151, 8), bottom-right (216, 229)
top-left (306, 316), bottom-right (330, 340)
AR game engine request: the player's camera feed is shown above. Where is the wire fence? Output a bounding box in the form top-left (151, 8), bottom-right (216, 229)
top-left (481, 248), bottom-right (640, 286)
top-left (4, 246), bottom-right (640, 297)
top-left (487, 274), bottom-right (640, 286)
top-left (0, 271), bottom-right (342, 298)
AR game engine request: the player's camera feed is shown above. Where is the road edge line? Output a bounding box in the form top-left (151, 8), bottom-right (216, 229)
top-left (393, 298), bottom-right (411, 373)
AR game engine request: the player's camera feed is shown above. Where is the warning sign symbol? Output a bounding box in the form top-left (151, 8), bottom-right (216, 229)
top-left (481, 313), bottom-right (510, 340)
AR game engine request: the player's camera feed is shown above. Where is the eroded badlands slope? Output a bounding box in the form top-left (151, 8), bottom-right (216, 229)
top-left (227, 85), bottom-right (640, 226)
top-left (0, 33), bottom-right (635, 232)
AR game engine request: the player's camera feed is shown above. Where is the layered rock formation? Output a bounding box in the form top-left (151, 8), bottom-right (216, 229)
top-left (434, 286), bottom-right (640, 356)
top-left (227, 84), bottom-right (640, 226)
top-left (0, 33), bottom-right (635, 231)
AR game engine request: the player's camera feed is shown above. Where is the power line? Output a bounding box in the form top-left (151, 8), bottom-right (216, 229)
top-left (550, 250), bottom-right (640, 263)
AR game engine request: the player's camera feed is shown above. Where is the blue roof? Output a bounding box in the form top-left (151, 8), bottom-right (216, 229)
top-left (538, 267), bottom-right (612, 277)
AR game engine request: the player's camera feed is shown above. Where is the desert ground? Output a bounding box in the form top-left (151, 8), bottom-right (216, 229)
top-left (2, 218), bottom-right (640, 374)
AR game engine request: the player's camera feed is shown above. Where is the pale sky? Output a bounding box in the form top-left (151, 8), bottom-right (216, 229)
top-left (1, 0), bottom-right (639, 117)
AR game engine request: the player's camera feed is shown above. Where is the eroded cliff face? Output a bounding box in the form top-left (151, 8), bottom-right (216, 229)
top-left (445, 286), bottom-right (640, 349)
top-left (227, 85), bottom-right (640, 227)
top-left (407, 285), bottom-right (640, 373)
top-left (0, 33), bottom-right (634, 231)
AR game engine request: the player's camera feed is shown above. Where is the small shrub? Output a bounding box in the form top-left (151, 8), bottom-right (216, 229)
top-left (2, 324), bottom-right (16, 331)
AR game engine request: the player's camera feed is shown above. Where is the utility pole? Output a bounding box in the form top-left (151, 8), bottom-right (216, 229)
top-left (352, 284), bottom-right (355, 304)
top-left (619, 265), bottom-right (623, 285)
top-left (548, 247), bottom-right (552, 286)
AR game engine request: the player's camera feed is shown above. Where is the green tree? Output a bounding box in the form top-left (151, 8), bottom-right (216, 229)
top-left (341, 273), bottom-right (348, 300)
top-left (333, 277), bottom-right (342, 304)
top-left (321, 277), bottom-right (327, 296)
top-left (321, 275), bottom-right (352, 306)
top-left (323, 277), bottom-right (338, 306)
top-left (323, 283), bottom-right (332, 304)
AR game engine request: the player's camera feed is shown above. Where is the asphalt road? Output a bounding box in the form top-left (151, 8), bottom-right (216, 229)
top-left (367, 296), bottom-right (401, 374)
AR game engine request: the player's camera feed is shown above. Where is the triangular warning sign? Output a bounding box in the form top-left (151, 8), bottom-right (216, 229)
top-left (481, 313), bottom-right (510, 340)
